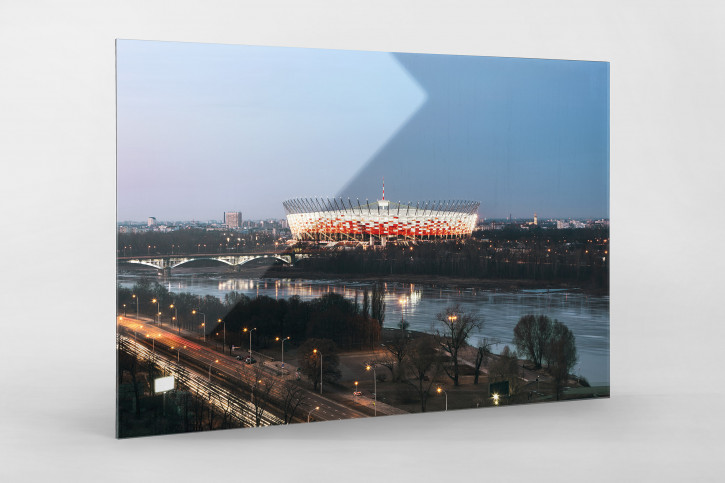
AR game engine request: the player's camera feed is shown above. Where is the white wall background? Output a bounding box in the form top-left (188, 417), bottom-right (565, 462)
top-left (1, 1), bottom-right (723, 481)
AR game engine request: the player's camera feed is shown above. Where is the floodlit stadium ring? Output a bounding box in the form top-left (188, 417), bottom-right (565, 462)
top-left (283, 198), bottom-right (479, 244)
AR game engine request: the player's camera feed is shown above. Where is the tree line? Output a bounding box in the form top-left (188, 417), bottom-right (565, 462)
top-left (292, 227), bottom-right (609, 290)
top-left (221, 286), bottom-right (385, 352)
top-left (117, 280), bottom-right (386, 353)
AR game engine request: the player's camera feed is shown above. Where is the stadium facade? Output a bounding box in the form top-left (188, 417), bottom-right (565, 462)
top-left (283, 197), bottom-right (479, 245)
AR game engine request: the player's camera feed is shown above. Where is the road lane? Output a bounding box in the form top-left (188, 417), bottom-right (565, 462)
top-left (118, 316), bottom-right (366, 422)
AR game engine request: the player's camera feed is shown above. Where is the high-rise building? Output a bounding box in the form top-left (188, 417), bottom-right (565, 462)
top-left (148, 216), bottom-right (156, 226)
top-left (224, 211), bottom-right (242, 228)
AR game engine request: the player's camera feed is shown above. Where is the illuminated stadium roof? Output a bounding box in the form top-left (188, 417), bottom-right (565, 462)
top-left (283, 197), bottom-right (479, 244)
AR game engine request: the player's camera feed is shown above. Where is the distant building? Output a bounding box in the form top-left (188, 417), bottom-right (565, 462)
top-left (148, 216), bottom-right (156, 226)
top-left (224, 211), bottom-right (243, 228)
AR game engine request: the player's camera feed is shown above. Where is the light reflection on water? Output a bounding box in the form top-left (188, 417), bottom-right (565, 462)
top-left (118, 273), bottom-right (609, 385)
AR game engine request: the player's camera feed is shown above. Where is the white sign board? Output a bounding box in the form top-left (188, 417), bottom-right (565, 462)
top-left (154, 376), bottom-right (175, 394)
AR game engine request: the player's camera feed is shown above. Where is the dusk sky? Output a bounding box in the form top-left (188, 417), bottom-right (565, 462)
top-left (117, 40), bottom-right (609, 222)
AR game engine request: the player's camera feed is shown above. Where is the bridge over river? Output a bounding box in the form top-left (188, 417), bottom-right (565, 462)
top-left (117, 251), bottom-right (311, 275)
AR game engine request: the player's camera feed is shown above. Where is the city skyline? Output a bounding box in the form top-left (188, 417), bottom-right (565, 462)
top-left (117, 41), bottom-right (609, 222)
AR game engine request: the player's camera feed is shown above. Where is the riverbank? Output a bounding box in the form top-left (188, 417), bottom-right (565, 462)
top-left (118, 260), bottom-right (608, 296)
top-left (262, 266), bottom-right (609, 296)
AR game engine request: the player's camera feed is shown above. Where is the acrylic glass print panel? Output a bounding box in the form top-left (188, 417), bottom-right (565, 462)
top-left (116, 40), bottom-right (609, 438)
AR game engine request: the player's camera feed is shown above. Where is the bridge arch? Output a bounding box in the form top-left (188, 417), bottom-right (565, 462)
top-left (119, 260), bottom-right (164, 270)
top-left (235, 255), bottom-right (291, 267)
top-left (170, 257), bottom-right (234, 269)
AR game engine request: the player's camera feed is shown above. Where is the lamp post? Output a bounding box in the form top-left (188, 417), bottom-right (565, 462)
top-left (171, 345), bottom-right (185, 362)
top-left (219, 319), bottom-right (225, 354)
top-left (243, 327), bottom-right (256, 360)
top-left (132, 294), bottom-right (139, 319)
top-left (208, 359), bottom-right (219, 381)
top-left (170, 304), bottom-right (178, 334)
top-left (122, 304), bottom-right (127, 317)
top-left (276, 336), bottom-right (290, 368)
top-left (307, 406), bottom-right (320, 423)
top-left (193, 310), bottom-right (206, 341)
top-left (366, 364), bottom-right (377, 416)
top-left (152, 298), bottom-right (160, 325)
top-left (313, 349), bottom-right (323, 395)
top-left (354, 381), bottom-right (359, 402)
top-left (437, 387), bottom-right (448, 411)
top-left (146, 333), bottom-right (156, 354)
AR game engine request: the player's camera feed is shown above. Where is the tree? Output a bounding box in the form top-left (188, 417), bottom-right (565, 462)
top-left (404, 337), bottom-right (443, 412)
top-left (362, 290), bottom-right (370, 320)
top-left (251, 367), bottom-right (276, 427)
top-left (381, 324), bottom-right (410, 382)
top-left (280, 382), bottom-right (307, 424)
top-left (371, 283), bottom-right (386, 328)
top-left (547, 321), bottom-right (578, 400)
top-left (488, 345), bottom-right (521, 394)
top-left (434, 304), bottom-right (482, 386)
top-left (473, 338), bottom-right (494, 384)
top-left (512, 314), bottom-right (552, 369)
top-left (297, 338), bottom-right (341, 391)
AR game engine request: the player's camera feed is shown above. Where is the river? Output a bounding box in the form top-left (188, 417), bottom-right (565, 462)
top-left (118, 271), bottom-right (610, 386)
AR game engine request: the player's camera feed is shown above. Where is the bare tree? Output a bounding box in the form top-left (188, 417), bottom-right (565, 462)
top-left (251, 367), bottom-right (277, 427)
top-left (382, 327), bottom-right (409, 382)
top-left (473, 338), bottom-right (494, 384)
top-left (434, 305), bottom-right (482, 386)
top-left (280, 381), bottom-right (307, 424)
top-left (404, 337), bottom-right (443, 412)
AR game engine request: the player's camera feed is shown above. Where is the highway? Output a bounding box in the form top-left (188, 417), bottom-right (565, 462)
top-left (117, 316), bottom-right (366, 424)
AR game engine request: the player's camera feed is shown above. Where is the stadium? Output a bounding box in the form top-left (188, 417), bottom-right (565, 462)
top-left (283, 196), bottom-right (479, 245)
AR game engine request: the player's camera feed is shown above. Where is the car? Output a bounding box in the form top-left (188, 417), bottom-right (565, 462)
top-left (244, 357), bottom-right (257, 364)
top-left (353, 391), bottom-right (363, 397)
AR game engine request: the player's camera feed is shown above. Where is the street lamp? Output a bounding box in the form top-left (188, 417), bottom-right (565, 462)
top-left (208, 359), bottom-right (219, 381)
top-left (307, 406), bottom-right (320, 423)
top-left (219, 319), bottom-right (226, 354)
top-left (313, 349), bottom-right (323, 395)
top-left (275, 336), bottom-right (290, 368)
top-left (366, 364), bottom-right (377, 416)
top-left (146, 333), bottom-right (157, 354)
top-left (437, 387), bottom-right (448, 411)
top-left (243, 327), bottom-right (257, 360)
top-left (354, 381), bottom-right (359, 402)
top-left (170, 304), bottom-right (178, 334)
top-left (493, 393), bottom-right (500, 406)
top-left (193, 310), bottom-right (206, 341)
top-left (170, 345), bottom-right (186, 362)
top-left (122, 304), bottom-right (127, 317)
top-left (152, 298), bottom-right (160, 325)
top-left (131, 294), bottom-right (139, 319)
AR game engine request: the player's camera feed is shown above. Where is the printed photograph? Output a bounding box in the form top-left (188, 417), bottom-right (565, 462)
top-left (116, 40), bottom-right (609, 438)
